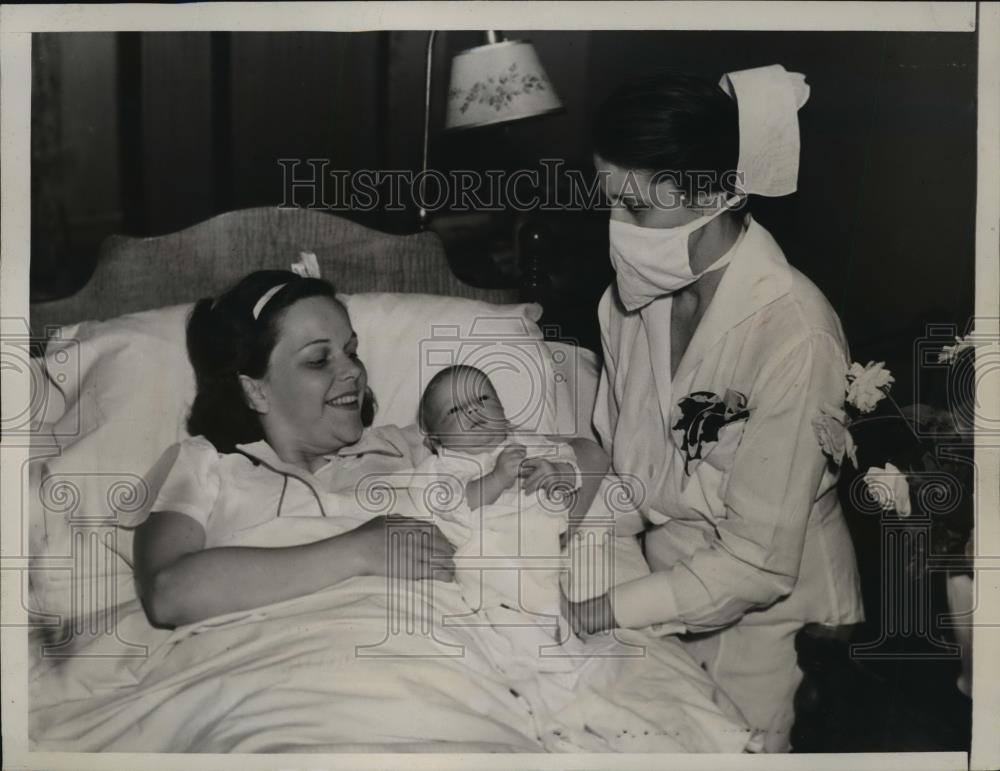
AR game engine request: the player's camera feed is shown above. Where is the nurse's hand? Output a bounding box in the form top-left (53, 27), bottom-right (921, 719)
top-left (562, 591), bottom-right (617, 637)
top-left (347, 515), bottom-right (456, 582)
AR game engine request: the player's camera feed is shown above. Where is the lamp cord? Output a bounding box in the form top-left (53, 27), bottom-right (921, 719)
top-left (419, 30), bottom-right (437, 229)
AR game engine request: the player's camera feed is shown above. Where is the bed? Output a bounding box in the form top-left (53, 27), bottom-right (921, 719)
top-left (25, 207), bottom-right (757, 754)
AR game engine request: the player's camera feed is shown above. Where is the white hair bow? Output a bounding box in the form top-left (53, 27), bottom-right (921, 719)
top-left (291, 251), bottom-right (321, 278)
top-left (252, 251), bottom-right (323, 319)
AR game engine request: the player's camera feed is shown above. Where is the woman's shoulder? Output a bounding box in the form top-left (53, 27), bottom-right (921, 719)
top-left (765, 270), bottom-right (848, 365)
top-left (177, 435), bottom-right (221, 454)
top-left (743, 220), bottom-right (844, 342)
top-left (153, 435), bottom-right (226, 479)
top-left (735, 249), bottom-right (847, 372)
top-left (144, 435), bottom-right (227, 524)
top-left (748, 283), bottom-right (846, 372)
top-left (161, 435), bottom-right (262, 478)
top-left (785, 265), bottom-right (842, 325)
top-left (165, 434), bottom-right (237, 467)
top-left (741, 228), bottom-right (845, 353)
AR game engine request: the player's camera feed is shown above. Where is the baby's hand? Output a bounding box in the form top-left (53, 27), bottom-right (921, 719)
top-left (521, 459), bottom-right (577, 503)
top-left (493, 444), bottom-right (527, 485)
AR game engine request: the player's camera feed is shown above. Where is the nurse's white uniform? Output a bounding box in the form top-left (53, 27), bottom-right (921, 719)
top-left (594, 215), bottom-right (864, 751)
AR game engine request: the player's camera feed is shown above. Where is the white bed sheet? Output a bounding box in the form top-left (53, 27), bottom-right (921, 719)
top-left (30, 570), bottom-right (752, 753)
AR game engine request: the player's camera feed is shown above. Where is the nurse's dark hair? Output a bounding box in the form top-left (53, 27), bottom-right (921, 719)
top-left (186, 270), bottom-right (376, 453)
top-left (592, 69), bottom-right (741, 198)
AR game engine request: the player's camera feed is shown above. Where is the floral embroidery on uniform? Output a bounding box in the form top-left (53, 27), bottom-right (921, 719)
top-left (671, 389), bottom-right (750, 475)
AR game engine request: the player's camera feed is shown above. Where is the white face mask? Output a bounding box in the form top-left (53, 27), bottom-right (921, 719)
top-left (609, 198), bottom-right (740, 312)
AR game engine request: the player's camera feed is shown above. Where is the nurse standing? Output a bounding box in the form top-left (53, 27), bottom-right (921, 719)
top-left (570, 66), bottom-right (865, 752)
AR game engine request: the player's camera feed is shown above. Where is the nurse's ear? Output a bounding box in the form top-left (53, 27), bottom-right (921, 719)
top-left (239, 374), bottom-right (270, 415)
top-left (684, 189), bottom-right (729, 215)
top-left (679, 191), bottom-right (701, 214)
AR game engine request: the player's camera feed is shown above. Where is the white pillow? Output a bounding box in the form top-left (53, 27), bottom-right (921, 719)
top-left (37, 294), bottom-right (556, 463)
top-left (29, 293), bottom-right (569, 624)
top-left (343, 292), bottom-right (557, 433)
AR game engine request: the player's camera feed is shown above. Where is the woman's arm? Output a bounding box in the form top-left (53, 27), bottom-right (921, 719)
top-left (134, 511), bottom-right (454, 629)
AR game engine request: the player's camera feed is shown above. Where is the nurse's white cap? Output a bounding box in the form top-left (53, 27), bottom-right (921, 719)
top-left (719, 64), bottom-right (810, 198)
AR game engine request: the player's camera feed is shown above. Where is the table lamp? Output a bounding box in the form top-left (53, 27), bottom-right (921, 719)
top-left (419, 31), bottom-right (563, 226)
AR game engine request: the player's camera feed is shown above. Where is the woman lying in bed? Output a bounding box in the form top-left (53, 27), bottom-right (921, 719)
top-left (134, 268), bottom-right (610, 628)
top-left (33, 267), bottom-right (754, 753)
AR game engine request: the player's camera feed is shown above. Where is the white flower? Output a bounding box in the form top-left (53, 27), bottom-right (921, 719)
top-left (846, 361), bottom-right (894, 413)
top-left (863, 462), bottom-right (912, 517)
top-left (937, 334), bottom-right (977, 364)
top-left (811, 403), bottom-right (858, 468)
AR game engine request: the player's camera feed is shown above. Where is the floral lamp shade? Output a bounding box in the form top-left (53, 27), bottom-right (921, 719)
top-left (445, 40), bottom-right (563, 130)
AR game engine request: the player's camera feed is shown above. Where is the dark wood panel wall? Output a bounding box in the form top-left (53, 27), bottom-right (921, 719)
top-left (139, 33), bottom-right (215, 234)
top-left (32, 30), bottom-right (977, 387)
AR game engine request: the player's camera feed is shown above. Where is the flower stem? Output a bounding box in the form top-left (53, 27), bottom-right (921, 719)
top-left (882, 387), bottom-right (922, 443)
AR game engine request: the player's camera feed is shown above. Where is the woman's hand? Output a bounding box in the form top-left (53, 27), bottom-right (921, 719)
top-left (346, 515), bottom-right (456, 582)
top-left (562, 590), bottom-right (618, 637)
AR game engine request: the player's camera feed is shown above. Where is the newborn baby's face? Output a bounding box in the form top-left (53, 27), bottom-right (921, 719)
top-left (428, 371), bottom-right (509, 452)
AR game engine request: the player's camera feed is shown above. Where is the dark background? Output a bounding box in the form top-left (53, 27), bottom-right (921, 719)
top-left (31, 29), bottom-right (977, 402)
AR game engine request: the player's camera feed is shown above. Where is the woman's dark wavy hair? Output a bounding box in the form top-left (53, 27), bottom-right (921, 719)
top-left (592, 69), bottom-right (740, 199)
top-left (186, 270), bottom-right (376, 453)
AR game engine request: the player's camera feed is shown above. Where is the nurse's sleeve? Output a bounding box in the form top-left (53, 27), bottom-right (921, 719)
top-left (612, 332), bottom-right (846, 632)
top-left (592, 289), bottom-right (619, 453)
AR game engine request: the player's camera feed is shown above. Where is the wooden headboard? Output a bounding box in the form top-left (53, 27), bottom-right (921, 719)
top-left (30, 207), bottom-right (518, 334)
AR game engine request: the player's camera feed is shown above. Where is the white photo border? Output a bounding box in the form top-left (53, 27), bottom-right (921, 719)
top-left (1, 3), bottom-right (995, 770)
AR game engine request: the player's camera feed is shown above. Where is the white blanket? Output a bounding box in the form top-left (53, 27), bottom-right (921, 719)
top-left (30, 569), bottom-right (751, 753)
top-left (433, 497), bottom-right (575, 667)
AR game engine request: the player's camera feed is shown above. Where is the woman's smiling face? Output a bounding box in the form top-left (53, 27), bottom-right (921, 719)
top-left (244, 295), bottom-right (367, 468)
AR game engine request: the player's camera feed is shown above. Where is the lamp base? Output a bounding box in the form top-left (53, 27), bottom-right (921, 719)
top-left (516, 218), bottom-right (553, 304)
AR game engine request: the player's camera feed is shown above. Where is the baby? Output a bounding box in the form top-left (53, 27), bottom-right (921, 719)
top-left (411, 365), bottom-right (584, 665)
top-left (417, 364), bottom-right (581, 510)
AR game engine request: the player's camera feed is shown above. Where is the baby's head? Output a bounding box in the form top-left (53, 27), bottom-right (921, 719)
top-left (419, 365), bottom-right (510, 453)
